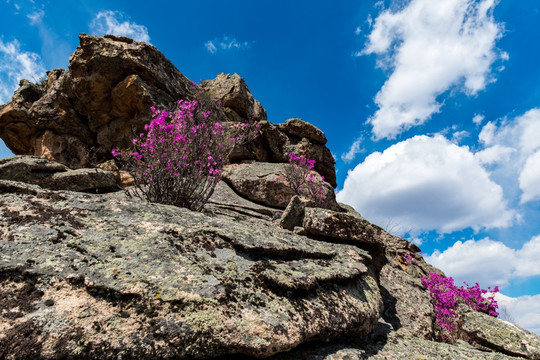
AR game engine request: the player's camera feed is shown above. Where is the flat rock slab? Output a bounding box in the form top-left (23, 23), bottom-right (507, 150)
top-left (303, 207), bottom-right (421, 253)
top-left (273, 335), bottom-right (524, 359)
top-left (0, 156), bottom-right (117, 192)
top-left (461, 308), bottom-right (540, 359)
top-left (0, 180), bottom-right (382, 359)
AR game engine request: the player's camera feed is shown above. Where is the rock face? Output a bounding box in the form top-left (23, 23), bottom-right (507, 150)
top-left (201, 72), bottom-right (267, 122)
top-left (0, 156), bottom-right (117, 192)
top-left (0, 35), bottom-right (214, 169)
top-left (0, 34), bottom-right (539, 359)
top-left (1, 176), bottom-right (382, 359)
top-left (1, 159), bottom-right (538, 359)
top-left (0, 34), bottom-right (337, 188)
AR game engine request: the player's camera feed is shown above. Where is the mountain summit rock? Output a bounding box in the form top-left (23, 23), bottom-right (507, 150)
top-left (0, 34), bottom-right (539, 359)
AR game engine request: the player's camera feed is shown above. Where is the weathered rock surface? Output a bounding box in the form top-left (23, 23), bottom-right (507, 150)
top-left (0, 154), bottom-right (539, 359)
top-left (283, 118), bottom-right (327, 145)
top-left (274, 334), bottom-right (524, 359)
top-left (0, 34), bottom-right (337, 190)
top-left (0, 155), bottom-right (117, 192)
top-left (221, 162), bottom-right (339, 210)
top-left (280, 195), bottom-right (306, 230)
top-left (303, 207), bottom-right (420, 253)
top-left (0, 34), bottom-right (220, 168)
top-left (260, 121), bottom-right (337, 188)
top-left (0, 177), bottom-right (381, 359)
top-left (460, 306), bottom-right (540, 359)
top-left (1, 33), bottom-right (539, 359)
top-left (201, 73), bottom-right (267, 122)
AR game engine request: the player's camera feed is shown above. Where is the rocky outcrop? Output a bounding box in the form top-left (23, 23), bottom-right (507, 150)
top-left (0, 35), bottom-right (217, 168)
top-left (0, 34), bottom-right (337, 188)
top-left (1, 33), bottom-right (539, 359)
top-left (1, 157), bottom-right (538, 359)
top-left (0, 175), bottom-right (382, 359)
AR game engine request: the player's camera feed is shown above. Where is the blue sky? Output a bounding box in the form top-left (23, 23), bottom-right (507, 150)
top-left (1, 0), bottom-right (539, 334)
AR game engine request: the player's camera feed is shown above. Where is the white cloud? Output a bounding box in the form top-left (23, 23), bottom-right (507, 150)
top-left (27, 9), bottom-right (44, 25)
top-left (89, 10), bottom-right (150, 43)
top-left (341, 137), bottom-right (364, 162)
top-left (475, 145), bottom-right (515, 165)
top-left (473, 114), bottom-right (485, 125)
top-left (205, 41), bottom-right (217, 54)
top-left (477, 108), bottom-right (540, 203)
top-left (337, 135), bottom-right (515, 234)
top-left (426, 235), bottom-right (540, 287)
top-left (520, 150), bottom-right (540, 203)
top-left (0, 38), bottom-right (46, 104)
top-left (451, 130), bottom-right (469, 144)
top-left (362, 0), bottom-right (505, 139)
top-left (495, 293), bottom-right (540, 335)
top-left (204, 36), bottom-right (251, 54)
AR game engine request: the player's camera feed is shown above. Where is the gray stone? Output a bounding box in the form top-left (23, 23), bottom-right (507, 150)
top-left (0, 155), bottom-right (117, 192)
top-left (0, 179), bottom-right (382, 359)
top-left (221, 162), bottom-right (339, 210)
top-left (280, 195), bottom-right (306, 230)
top-left (460, 307), bottom-right (540, 359)
top-left (284, 118), bottom-right (327, 145)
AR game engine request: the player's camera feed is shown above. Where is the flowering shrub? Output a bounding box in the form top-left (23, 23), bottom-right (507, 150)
top-left (403, 252), bottom-right (414, 265)
top-left (113, 99), bottom-right (254, 211)
top-left (274, 152), bottom-right (327, 205)
top-left (421, 272), bottom-right (499, 336)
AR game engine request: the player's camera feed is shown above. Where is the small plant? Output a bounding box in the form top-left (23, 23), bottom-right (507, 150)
top-left (113, 99), bottom-right (255, 211)
top-left (403, 252), bottom-right (414, 265)
top-left (421, 272), bottom-right (499, 339)
top-left (274, 152), bottom-right (327, 205)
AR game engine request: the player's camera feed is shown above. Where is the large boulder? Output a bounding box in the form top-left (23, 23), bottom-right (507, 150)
top-left (221, 161), bottom-right (340, 210)
top-left (201, 73), bottom-right (267, 122)
top-left (0, 34), bottom-right (225, 168)
top-left (261, 121), bottom-right (337, 188)
top-left (460, 306), bottom-right (540, 359)
top-left (0, 178), bottom-right (382, 359)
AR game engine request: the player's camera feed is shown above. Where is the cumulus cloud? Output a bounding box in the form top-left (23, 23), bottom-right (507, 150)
top-left (477, 108), bottom-right (540, 203)
top-left (495, 293), bottom-right (540, 335)
top-left (0, 38), bottom-right (46, 104)
top-left (336, 135), bottom-right (515, 234)
top-left (362, 0), bottom-right (505, 139)
top-left (475, 145), bottom-right (515, 165)
top-left (90, 10), bottom-right (150, 43)
top-left (205, 36), bottom-right (251, 54)
top-left (519, 151), bottom-right (540, 203)
top-left (426, 236), bottom-right (540, 287)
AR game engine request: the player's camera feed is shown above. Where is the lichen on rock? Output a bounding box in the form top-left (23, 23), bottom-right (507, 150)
top-left (0, 33), bottom-right (539, 359)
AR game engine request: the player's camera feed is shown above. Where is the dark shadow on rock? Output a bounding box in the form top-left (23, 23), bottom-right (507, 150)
top-left (380, 285), bottom-right (401, 332)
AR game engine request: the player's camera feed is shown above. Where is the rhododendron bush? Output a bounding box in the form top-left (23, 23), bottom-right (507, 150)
top-left (274, 152), bottom-right (327, 205)
top-left (421, 272), bottom-right (499, 339)
top-left (113, 99), bottom-right (254, 211)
